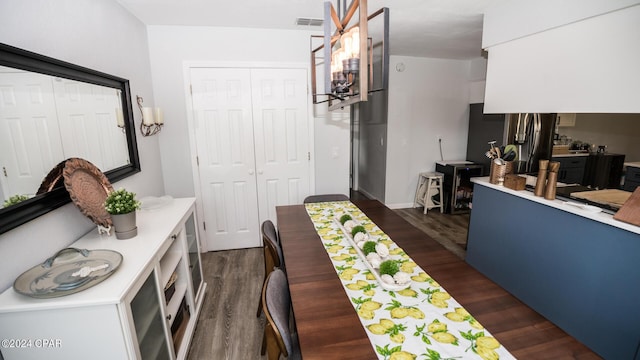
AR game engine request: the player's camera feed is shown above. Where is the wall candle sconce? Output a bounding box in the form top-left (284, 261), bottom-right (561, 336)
top-left (116, 110), bottom-right (125, 130)
top-left (137, 95), bottom-right (163, 136)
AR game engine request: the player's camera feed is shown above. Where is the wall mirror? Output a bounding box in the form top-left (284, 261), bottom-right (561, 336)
top-left (0, 43), bottom-right (140, 235)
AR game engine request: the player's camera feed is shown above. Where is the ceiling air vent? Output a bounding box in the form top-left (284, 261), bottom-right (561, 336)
top-left (296, 17), bottom-right (323, 26)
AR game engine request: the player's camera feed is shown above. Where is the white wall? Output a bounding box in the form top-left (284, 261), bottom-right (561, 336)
top-left (313, 106), bottom-right (351, 195)
top-left (0, 0), bottom-right (164, 292)
top-left (484, 4), bottom-right (640, 113)
top-left (468, 57), bottom-right (487, 104)
top-left (559, 114), bottom-right (640, 162)
top-left (146, 26), bottom-right (350, 199)
top-left (385, 56), bottom-right (472, 208)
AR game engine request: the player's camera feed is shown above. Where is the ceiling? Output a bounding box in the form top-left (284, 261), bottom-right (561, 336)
top-left (115, 0), bottom-right (505, 60)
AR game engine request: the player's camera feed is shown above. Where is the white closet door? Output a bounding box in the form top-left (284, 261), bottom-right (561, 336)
top-left (190, 68), bottom-right (260, 251)
top-left (189, 67), bottom-right (311, 251)
top-left (251, 68), bottom-right (311, 223)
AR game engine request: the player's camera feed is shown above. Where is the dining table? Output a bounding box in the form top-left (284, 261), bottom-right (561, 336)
top-left (276, 199), bottom-right (600, 360)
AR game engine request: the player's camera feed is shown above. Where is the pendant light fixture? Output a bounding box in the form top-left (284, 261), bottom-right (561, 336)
top-left (311, 0), bottom-right (389, 111)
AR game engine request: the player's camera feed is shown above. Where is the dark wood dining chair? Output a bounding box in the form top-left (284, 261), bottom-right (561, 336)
top-left (303, 193), bottom-right (349, 203)
top-left (260, 268), bottom-right (301, 360)
top-left (257, 219), bottom-right (283, 317)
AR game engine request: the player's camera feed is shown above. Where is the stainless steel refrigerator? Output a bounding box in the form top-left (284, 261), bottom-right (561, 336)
top-left (505, 113), bottom-right (556, 174)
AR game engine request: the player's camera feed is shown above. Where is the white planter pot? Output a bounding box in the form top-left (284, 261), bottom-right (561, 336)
top-left (111, 212), bottom-right (138, 240)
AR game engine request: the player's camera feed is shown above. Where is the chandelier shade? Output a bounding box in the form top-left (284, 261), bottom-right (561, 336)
top-left (311, 0), bottom-right (389, 111)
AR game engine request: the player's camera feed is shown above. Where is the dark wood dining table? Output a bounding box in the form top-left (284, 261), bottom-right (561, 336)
top-left (276, 199), bottom-right (600, 360)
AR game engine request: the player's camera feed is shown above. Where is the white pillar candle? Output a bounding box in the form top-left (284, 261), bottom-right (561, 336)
top-left (142, 107), bottom-right (155, 125)
top-left (116, 111), bottom-right (125, 128)
top-left (154, 108), bottom-right (164, 125)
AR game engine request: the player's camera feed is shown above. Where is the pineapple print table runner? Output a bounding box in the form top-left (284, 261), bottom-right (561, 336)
top-left (305, 201), bottom-right (516, 360)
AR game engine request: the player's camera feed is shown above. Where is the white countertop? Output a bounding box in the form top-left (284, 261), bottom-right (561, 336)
top-left (551, 153), bottom-right (590, 157)
top-left (436, 160), bottom-right (473, 166)
top-left (472, 177), bottom-right (640, 235)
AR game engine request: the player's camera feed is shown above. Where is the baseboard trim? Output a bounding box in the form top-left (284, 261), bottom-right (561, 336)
top-left (386, 203), bottom-right (415, 210)
top-left (356, 188), bottom-right (377, 201)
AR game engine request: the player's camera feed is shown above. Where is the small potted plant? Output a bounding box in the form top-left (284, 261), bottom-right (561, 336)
top-left (3, 194), bottom-right (29, 208)
top-left (104, 188), bottom-right (141, 239)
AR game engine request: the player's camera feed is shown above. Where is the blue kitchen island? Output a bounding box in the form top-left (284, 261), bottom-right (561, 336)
top-left (466, 177), bottom-right (640, 360)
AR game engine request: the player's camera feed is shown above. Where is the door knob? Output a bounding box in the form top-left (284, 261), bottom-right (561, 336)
top-left (258, 169), bottom-right (264, 175)
top-left (248, 169), bottom-right (254, 175)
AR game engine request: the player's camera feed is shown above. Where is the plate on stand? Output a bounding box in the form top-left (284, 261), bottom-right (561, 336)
top-left (63, 158), bottom-right (114, 228)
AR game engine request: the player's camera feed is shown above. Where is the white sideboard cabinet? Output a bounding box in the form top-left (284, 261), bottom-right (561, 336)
top-left (0, 198), bottom-right (206, 360)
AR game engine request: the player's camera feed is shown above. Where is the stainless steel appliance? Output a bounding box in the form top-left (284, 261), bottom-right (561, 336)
top-left (506, 113), bottom-right (556, 173)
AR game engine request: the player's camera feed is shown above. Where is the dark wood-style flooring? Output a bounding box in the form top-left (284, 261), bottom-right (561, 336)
top-left (187, 247), bottom-right (267, 360)
top-left (187, 200), bottom-right (600, 359)
top-left (395, 207), bottom-right (469, 259)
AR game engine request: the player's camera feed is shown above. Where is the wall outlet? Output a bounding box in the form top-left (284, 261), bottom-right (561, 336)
top-left (436, 135), bottom-right (442, 142)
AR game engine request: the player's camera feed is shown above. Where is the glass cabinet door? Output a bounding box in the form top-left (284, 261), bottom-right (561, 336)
top-left (130, 272), bottom-right (171, 360)
top-left (185, 213), bottom-right (203, 297)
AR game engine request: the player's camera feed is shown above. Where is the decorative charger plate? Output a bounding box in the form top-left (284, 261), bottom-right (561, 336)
top-left (36, 159), bottom-right (68, 195)
top-left (13, 248), bottom-right (123, 298)
top-left (63, 158), bottom-right (114, 227)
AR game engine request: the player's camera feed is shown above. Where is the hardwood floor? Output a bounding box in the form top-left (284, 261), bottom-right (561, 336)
top-left (352, 188), bottom-right (470, 259)
top-left (187, 201), bottom-right (599, 359)
top-left (394, 207), bottom-right (469, 259)
top-left (187, 248), bottom-right (266, 360)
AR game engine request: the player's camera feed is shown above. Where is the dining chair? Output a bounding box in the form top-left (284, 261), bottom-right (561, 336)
top-left (303, 193), bottom-right (349, 203)
top-left (257, 219), bottom-right (284, 317)
top-left (261, 268), bottom-right (301, 360)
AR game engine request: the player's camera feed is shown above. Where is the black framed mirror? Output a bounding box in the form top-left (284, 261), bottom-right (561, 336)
top-left (0, 43), bottom-right (140, 234)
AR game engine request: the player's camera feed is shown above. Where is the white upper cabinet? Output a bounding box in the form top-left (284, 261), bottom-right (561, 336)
top-left (482, 1), bottom-right (640, 113)
top-left (556, 113), bottom-right (576, 127)
top-left (482, 0), bottom-right (640, 48)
